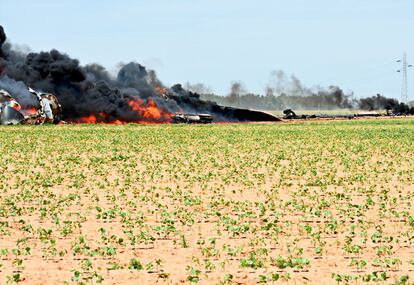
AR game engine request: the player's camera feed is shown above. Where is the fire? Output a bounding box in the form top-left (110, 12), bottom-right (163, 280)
top-left (111, 120), bottom-right (124, 125)
top-left (20, 107), bottom-right (38, 116)
top-left (129, 99), bottom-right (161, 120)
top-left (77, 114), bottom-right (97, 124)
top-left (10, 101), bottom-right (21, 111)
top-left (128, 98), bottom-right (170, 122)
top-left (72, 98), bottom-right (170, 124)
top-left (144, 100), bottom-right (161, 119)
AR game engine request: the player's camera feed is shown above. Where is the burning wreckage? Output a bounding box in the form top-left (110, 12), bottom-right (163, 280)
top-left (0, 25), bottom-right (282, 125)
top-left (0, 84), bottom-right (279, 125)
top-left (0, 88), bottom-right (62, 125)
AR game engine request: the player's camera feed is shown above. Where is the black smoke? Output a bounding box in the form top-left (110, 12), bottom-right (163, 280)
top-left (0, 25), bottom-right (279, 123)
top-left (0, 40), bottom-right (172, 121)
top-left (0, 75), bottom-right (39, 108)
top-left (0, 26), bottom-right (6, 58)
top-left (358, 94), bottom-right (414, 115)
top-left (169, 84), bottom-right (279, 121)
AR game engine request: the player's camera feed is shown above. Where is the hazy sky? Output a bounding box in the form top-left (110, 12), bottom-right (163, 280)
top-left (1, 0), bottom-right (413, 99)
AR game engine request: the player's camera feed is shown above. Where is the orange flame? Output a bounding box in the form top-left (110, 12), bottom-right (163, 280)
top-left (76, 114), bottom-right (97, 124)
top-left (10, 102), bottom-right (21, 111)
top-left (128, 98), bottom-right (170, 122)
top-left (72, 99), bottom-right (170, 124)
top-left (20, 107), bottom-right (38, 116)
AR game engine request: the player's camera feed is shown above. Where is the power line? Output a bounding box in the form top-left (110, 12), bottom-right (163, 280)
top-left (397, 52), bottom-right (413, 103)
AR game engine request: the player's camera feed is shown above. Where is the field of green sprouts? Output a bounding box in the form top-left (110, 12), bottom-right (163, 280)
top-left (1, 119), bottom-right (414, 284)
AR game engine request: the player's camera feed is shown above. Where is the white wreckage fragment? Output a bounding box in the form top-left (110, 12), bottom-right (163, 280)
top-left (171, 113), bottom-right (213, 124)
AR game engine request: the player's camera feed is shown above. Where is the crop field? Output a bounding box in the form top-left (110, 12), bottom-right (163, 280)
top-left (1, 119), bottom-right (414, 284)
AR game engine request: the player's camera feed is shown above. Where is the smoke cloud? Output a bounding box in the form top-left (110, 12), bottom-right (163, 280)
top-left (0, 25), bottom-right (279, 123)
top-left (359, 94), bottom-right (414, 114)
top-left (0, 26), bottom-right (6, 58)
top-left (199, 70), bottom-right (412, 113)
top-left (0, 76), bottom-right (39, 108)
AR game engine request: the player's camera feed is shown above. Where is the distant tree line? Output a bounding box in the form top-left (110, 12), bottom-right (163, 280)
top-left (199, 87), bottom-right (353, 110)
top-left (185, 69), bottom-right (408, 111)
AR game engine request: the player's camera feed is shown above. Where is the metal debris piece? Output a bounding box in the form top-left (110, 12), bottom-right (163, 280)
top-left (0, 105), bottom-right (24, 125)
top-left (171, 113), bottom-right (214, 124)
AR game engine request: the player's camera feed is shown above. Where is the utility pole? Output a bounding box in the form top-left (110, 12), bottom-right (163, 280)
top-left (397, 53), bottom-right (413, 104)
